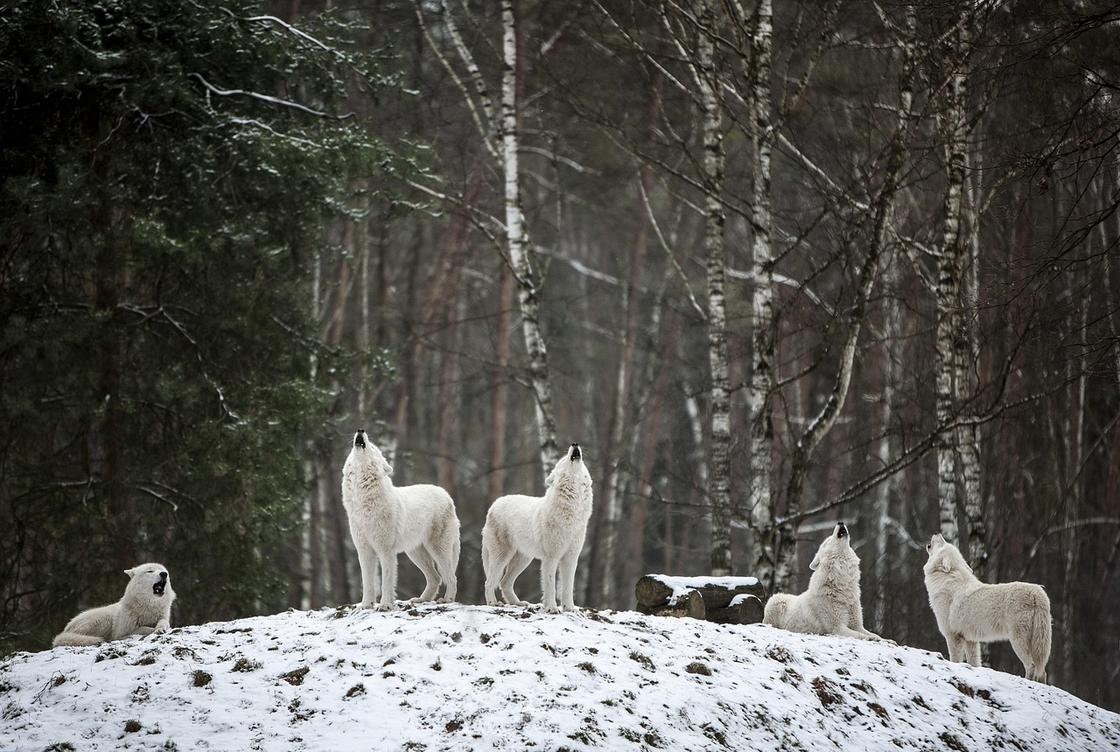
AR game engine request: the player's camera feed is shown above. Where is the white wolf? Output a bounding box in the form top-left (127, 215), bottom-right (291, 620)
top-left (52, 564), bottom-right (175, 647)
top-left (482, 444), bottom-right (593, 613)
top-left (341, 429), bottom-right (460, 610)
top-left (763, 522), bottom-right (884, 641)
top-left (923, 534), bottom-right (1051, 682)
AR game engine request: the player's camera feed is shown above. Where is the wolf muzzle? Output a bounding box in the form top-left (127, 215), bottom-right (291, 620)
top-left (569, 443), bottom-right (581, 461)
top-left (153, 571), bottom-right (168, 596)
top-left (836, 521), bottom-right (848, 538)
top-left (354, 429), bottom-right (367, 449)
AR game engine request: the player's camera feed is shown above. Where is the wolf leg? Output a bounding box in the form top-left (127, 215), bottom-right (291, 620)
top-left (52, 632), bottom-right (106, 647)
top-left (540, 557), bottom-right (560, 613)
top-left (356, 545), bottom-right (381, 608)
top-left (1010, 624), bottom-right (1049, 682)
top-left (559, 548), bottom-right (580, 611)
top-left (946, 634), bottom-right (969, 663)
top-left (407, 546), bottom-right (440, 602)
top-left (834, 625), bottom-right (882, 641)
top-left (500, 553), bottom-right (532, 607)
top-left (376, 551), bottom-right (398, 610)
top-left (428, 523), bottom-right (459, 602)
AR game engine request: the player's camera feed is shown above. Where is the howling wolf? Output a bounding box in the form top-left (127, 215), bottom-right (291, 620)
top-left (482, 444), bottom-right (593, 613)
top-left (53, 564), bottom-right (175, 647)
top-left (763, 522), bottom-right (884, 641)
top-left (924, 534), bottom-right (1051, 682)
top-left (341, 429), bottom-right (460, 610)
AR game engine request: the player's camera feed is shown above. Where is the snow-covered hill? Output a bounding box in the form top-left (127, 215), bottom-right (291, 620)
top-left (2, 604), bottom-right (1117, 751)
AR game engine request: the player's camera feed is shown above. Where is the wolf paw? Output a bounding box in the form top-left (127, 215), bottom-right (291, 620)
top-left (561, 604), bottom-right (579, 613)
top-left (373, 602), bottom-right (395, 612)
top-left (543, 604), bottom-right (561, 614)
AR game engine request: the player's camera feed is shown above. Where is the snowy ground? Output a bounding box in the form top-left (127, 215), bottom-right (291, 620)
top-left (2, 604), bottom-right (1117, 751)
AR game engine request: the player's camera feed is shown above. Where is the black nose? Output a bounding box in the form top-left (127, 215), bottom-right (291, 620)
top-left (159, 571), bottom-right (168, 581)
top-left (354, 431), bottom-right (366, 448)
top-left (836, 521), bottom-right (848, 538)
top-left (569, 443), bottom-right (581, 461)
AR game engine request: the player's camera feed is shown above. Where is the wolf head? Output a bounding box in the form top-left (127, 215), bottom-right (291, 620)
top-left (923, 534), bottom-right (971, 577)
top-left (809, 522), bottom-right (854, 571)
top-left (346, 429), bottom-right (393, 480)
top-left (123, 563), bottom-right (174, 603)
top-left (545, 443), bottom-right (592, 491)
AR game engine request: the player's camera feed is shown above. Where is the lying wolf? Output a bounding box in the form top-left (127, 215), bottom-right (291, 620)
top-left (763, 522), bottom-right (884, 641)
top-left (342, 429), bottom-right (460, 610)
top-left (924, 534), bottom-right (1051, 682)
top-left (52, 564), bottom-right (175, 647)
top-left (482, 443), bottom-right (593, 613)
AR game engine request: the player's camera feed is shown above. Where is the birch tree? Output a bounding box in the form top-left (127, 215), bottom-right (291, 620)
top-left (696, 0), bottom-right (733, 576)
top-left (744, 0), bottom-right (777, 587)
top-left (416, 0), bottom-right (561, 482)
top-left (502, 0), bottom-right (560, 478)
top-left (935, 5), bottom-right (986, 574)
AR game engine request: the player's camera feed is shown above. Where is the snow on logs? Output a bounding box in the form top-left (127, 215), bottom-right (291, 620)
top-left (635, 574), bottom-right (767, 625)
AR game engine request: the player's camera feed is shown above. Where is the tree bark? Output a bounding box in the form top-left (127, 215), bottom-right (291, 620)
top-left (746, 0), bottom-right (776, 589)
top-left (696, 0), bottom-right (732, 577)
top-left (936, 7), bottom-right (971, 547)
top-left (959, 129), bottom-right (986, 576)
top-left (502, 0), bottom-right (559, 483)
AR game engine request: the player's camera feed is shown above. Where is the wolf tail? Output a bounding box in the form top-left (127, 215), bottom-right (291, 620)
top-left (52, 632), bottom-right (106, 648)
top-left (763, 593), bottom-right (793, 628)
top-left (1026, 588), bottom-right (1052, 683)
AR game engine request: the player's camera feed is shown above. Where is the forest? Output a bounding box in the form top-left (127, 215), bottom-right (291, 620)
top-left (2, 0), bottom-right (1118, 712)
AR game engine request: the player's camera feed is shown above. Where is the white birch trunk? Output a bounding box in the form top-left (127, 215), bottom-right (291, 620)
top-left (747, 0), bottom-right (777, 589)
top-left (696, 0), bottom-right (732, 576)
top-left (935, 12), bottom-right (969, 547)
top-left (502, 0), bottom-right (559, 481)
top-left (959, 133), bottom-right (985, 574)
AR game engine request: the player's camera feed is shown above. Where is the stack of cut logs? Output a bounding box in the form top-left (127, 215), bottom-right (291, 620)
top-left (635, 575), bottom-right (768, 625)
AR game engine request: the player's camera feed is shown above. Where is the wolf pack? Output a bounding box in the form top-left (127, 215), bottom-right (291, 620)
top-left (52, 430), bottom-right (1053, 684)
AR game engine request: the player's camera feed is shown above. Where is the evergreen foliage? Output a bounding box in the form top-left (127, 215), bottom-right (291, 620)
top-left (0, 0), bottom-right (406, 650)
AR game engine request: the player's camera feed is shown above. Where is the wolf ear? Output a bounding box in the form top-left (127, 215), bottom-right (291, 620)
top-left (381, 459), bottom-right (394, 477)
top-left (935, 554), bottom-right (952, 573)
top-left (809, 553), bottom-right (821, 571)
top-left (124, 568), bottom-right (136, 578)
top-left (545, 469), bottom-right (557, 488)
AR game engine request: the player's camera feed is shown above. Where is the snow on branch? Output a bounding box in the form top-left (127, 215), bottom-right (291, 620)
top-left (188, 73), bottom-right (353, 120)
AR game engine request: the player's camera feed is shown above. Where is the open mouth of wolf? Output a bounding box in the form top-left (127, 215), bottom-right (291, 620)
top-left (152, 582), bottom-right (166, 596)
top-left (569, 443), bottom-right (581, 461)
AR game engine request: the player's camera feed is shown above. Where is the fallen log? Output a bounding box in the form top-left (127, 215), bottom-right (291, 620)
top-left (635, 574), bottom-right (767, 624)
top-left (642, 589), bottom-right (706, 620)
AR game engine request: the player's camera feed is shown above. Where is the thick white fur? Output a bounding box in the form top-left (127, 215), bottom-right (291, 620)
top-left (763, 524), bottom-right (883, 641)
top-left (341, 432), bottom-right (460, 610)
top-left (52, 563), bottom-right (175, 647)
top-left (923, 534), bottom-right (1051, 682)
top-left (482, 447), bottom-right (593, 613)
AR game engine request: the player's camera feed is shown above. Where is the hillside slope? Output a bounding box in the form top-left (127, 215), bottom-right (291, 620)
top-left (2, 604), bottom-right (1117, 751)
